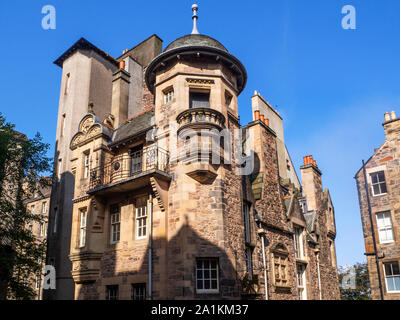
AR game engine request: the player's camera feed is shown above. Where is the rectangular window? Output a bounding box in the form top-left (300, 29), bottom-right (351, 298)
top-left (196, 258), bottom-right (219, 293)
top-left (164, 88), bottom-right (174, 104)
top-left (61, 114), bottom-right (66, 136)
top-left (64, 73), bottom-right (70, 95)
top-left (35, 275), bottom-right (41, 290)
top-left (294, 227), bottom-right (304, 259)
top-left (44, 222), bottom-right (47, 237)
top-left (136, 197), bottom-right (147, 239)
top-left (190, 91), bottom-right (210, 109)
top-left (29, 224), bottom-right (33, 232)
top-left (296, 264), bottom-right (307, 300)
top-left (376, 211), bottom-right (394, 244)
top-left (370, 171), bottom-right (387, 196)
top-left (130, 145), bottom-right (143, 175)
top-left (110, 204), bottom-right (120, 244)
top-left (58, 159), bottom-right (62, 179)
top-left (245, 247), bottom-right (253, 278)
top-left (83, 153), bottom-right (90, 179)
top-left (243, 203), bottom-right (251, 244)
top-left (40, 223), bottom-right (44, 237)
top-left (42, 202), bottom-right (47, 214)
top-left (131, 283), bottom-right (146, 300)
top-left (106, 285), bottom-right (119, 300)
top-left (384, 262), bottom-right (400, 293)
top-left (31, 205), bottom-right (35, 214)
top-left (79, 208), bottom-right (87, 247)
top-left (53, 208), bottom-right (58, 234)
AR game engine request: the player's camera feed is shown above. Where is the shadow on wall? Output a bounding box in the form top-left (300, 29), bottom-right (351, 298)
top-left (75, 214), bottom-right (253, 300)
top-left (43, 144), bottom-right (75, 300)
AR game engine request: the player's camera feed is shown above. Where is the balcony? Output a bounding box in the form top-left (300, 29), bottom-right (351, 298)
top-left (176, 107), bottom-right (226, 132)
top-left (88, 145), bottom-right (170, 195)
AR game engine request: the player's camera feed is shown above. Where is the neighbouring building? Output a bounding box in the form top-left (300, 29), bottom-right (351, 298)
top-left (44, 4), bottom-right (340, 300)
top-left (355, 111), bottom-right (400, 300)
top-left (24, 182), bottom-right (51, 299)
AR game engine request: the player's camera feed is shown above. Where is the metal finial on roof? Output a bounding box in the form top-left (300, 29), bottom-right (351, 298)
top-left (191, 4), bottom-right (199, 34)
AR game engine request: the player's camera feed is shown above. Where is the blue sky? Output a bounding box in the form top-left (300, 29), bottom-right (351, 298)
top-left (1, 0), bottom-right (400, 267)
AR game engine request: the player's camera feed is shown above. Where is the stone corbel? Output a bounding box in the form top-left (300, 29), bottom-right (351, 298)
top-left (90, 197), bottom-right (105, 233)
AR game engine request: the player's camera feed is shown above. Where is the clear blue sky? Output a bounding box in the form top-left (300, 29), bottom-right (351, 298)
top-left (1, 0), bottom-right (400, 267)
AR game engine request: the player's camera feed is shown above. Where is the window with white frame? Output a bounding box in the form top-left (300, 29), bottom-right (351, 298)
top-left (83, 153), bottom-right (90, 179)
top-left (106, 285), bottom-right (118, 300)
top-left (370, 171), bottom-right (387, 196)
top-left (42, 201), bottom-right (47, 214)
top-left (79, 208), bottom-right (87, 247)
top-left (294, 227), bottom-right (304, 259)
top-left (35, 275), bottom-right (41, 290)
top-left (196, 258), bottom-right (219, 293)
top-left (243, 202), bottom-right (251, 244)
top-left (40, 223), bottom-right (44, 237)
top-left (384, 262), bottom-right (400, 293)
top-left (163, 88), bottom-right (174, 104)
top-left (131, 283), bottom-right (146, 300)
top-left (296, 264), bottom-right (307, 300)
top-left (376, 211), bottom-right (394, 244)
top-left (110, 204), bottom-right (120, 244)
top-left (136, 197), bottom-right (147, 239)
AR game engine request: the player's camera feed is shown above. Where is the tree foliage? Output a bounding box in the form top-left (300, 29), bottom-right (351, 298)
top-left (338, 262), bottom-right (371, 300)
top-left (0, 113), bottom-right (51, 300)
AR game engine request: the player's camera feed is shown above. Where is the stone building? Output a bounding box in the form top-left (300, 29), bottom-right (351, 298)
top-left (44, 5), bottom-right (340, 300)
top-left (355, 111), bottom-right (400, 300)
top-left (24, 183), bottom-right (51, 299)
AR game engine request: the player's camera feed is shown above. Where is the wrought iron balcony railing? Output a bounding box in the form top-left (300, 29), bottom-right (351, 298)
top-left (89, 145), bottom-right (169, 190)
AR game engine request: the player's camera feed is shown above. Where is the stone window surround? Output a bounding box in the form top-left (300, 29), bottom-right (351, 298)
top-left (382, 260), bottom-right (400, 294)
top-left (375, 210), bottom-right (395, 245)
top-left (371, 205), bottom-right (396, 246)
top-left (366, 165), bottom-right (387, 197)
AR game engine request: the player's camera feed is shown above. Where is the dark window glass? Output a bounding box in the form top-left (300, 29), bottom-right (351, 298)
top-left (106, 285), bottom-right (118, 300)
top-left (131, 283), bottom-right (146, 300)
top-left (370, 171), bottom-right (387, 196)
top-left (190, 92), bottom-right (210, 108)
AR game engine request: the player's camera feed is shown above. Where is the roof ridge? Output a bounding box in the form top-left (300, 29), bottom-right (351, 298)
top-left (123, 107), bottom-right (155, 124)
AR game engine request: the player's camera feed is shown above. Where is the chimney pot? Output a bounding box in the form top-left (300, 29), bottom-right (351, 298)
top-left (260, 114), bottom-right (265, 123)
top-left (254, 110), bottom-right (260, 121)
top-left (390, 111), bottom-right (396, 120)
top-left (119, 60), bottom-right (125, 70)
top-left (384, 112), bottom-right (391, 122)
top-left (265, 118), bottom-right (269, 126)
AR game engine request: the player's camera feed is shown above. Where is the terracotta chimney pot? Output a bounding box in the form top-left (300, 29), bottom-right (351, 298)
top-left (254, 110), bottom-right (260, 121)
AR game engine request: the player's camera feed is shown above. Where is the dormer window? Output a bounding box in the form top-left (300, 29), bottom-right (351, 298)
top-left (190, 90), bottom-right (210, 108)
top-left (163, 87), bottom-right (174, 104)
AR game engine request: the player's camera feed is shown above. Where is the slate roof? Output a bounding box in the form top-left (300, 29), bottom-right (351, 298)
top-left (304, 211), bottom-right (317, 233)
top-left (111, 109), bottom-right (155, 147)
top-left (54, 37), bottom-right (118, 68)
top-left (164, 34), bottom-right (228, 52)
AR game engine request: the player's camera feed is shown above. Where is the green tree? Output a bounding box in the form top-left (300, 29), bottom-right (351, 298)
top-left (0, 113), bottom-right (51, 300)
top-left (338, 262), bottom-right (371, 300)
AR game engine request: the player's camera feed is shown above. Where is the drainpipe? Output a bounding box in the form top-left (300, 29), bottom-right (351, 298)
top-left (315, 250), bottom-right (322, 300)
top-left (148, 193), bottom-right (153, 300)
top-left (260, 231), bottom-right (269, 300)
top-left (361, 160), bottom-right (384, 300)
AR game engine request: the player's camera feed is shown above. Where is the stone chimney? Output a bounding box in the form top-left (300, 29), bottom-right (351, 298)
top-left (383, 110), bottom-right (400, 141)
top-left (300, 155), bottom-right (322, 211)
top-left (111, 60), bottom-right (130, 127)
